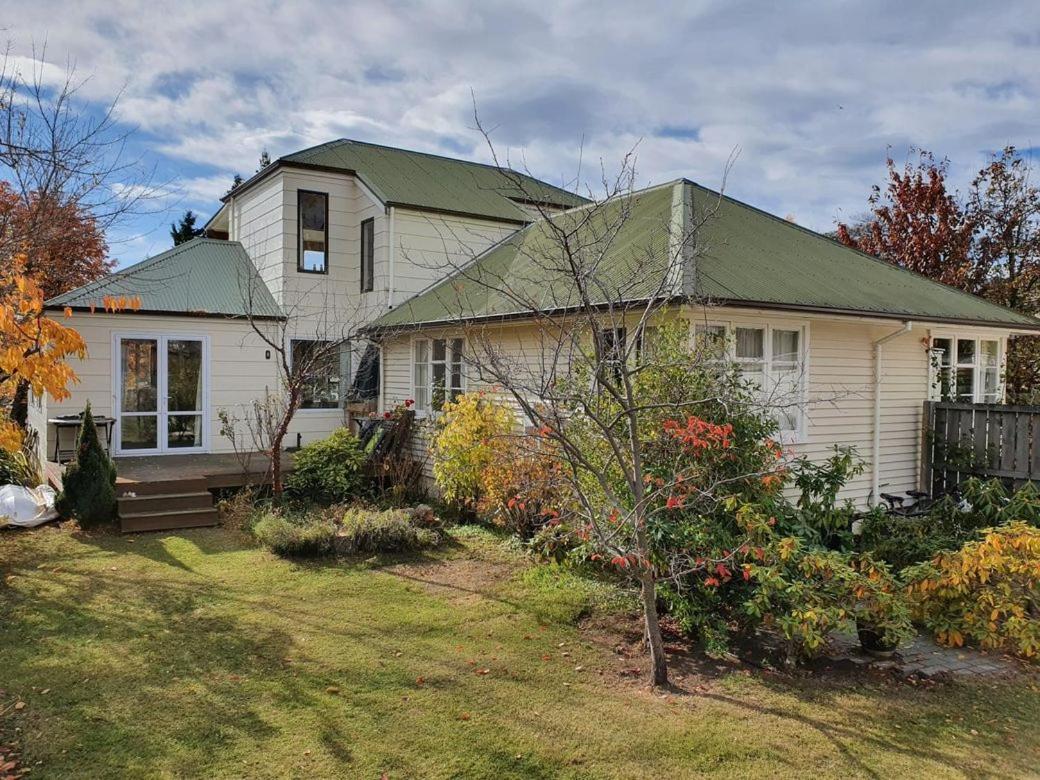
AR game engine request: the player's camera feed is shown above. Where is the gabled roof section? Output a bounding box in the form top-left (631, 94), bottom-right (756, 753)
top-left (367, 179), bottom-right (1040, 332)
top-left (47, 238), bottom-right (283, 319)
top-left (227, 139), bottom-right (588, 224)
top-left (367, 181), bottom-right (679, 330)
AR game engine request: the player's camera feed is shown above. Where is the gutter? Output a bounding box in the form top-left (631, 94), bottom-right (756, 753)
top-left (871, 321), bottom-right (913, 506)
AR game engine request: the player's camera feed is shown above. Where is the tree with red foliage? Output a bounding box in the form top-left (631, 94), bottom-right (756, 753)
top-left (836, 149), bottom-right (977, 290)
top-left (840, 146), bottom-right (1040, 403)
top-left (0, 182), bottom-right (111, 298)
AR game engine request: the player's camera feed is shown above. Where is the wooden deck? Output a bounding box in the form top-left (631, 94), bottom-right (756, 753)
top-left (46, 452), bottom-right (293, 533)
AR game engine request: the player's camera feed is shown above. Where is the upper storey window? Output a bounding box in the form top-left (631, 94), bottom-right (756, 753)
top-left (298, 190), bottom-right (328, 273)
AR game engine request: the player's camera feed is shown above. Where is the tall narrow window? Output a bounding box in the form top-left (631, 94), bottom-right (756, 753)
top-left (980, 340), bottom-right (1001, 403)
top-left (298, 190), bottom-right (328, 273)
top-left (770, 329), bottom-right (801, 435)
top-left (360, 218), bottom-right (374, 293)
top-left (413, 338), bottom-right (464, 413)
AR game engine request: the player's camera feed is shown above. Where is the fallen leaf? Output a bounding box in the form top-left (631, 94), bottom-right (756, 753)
top-left (458, 713), bottom-right (471, 721)
top-left (475, 668), bottom-right (490, 676)
top-left (415, 676), bottom-right (425, 686)
top-left (13, 702), bottom-right (25, 711)
top-left (325, 686), bottom-right (340, 695)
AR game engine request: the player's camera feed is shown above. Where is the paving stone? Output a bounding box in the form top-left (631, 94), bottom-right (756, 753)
top-left (825, 630), bottom-right (1017, 678)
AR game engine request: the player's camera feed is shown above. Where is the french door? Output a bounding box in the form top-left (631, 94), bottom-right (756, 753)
top-left (115, 334), bottom-right (209, 455)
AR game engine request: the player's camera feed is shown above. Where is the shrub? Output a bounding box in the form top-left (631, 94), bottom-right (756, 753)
top-left (747, 542), bottom-right (914, 662)
top-left (860, 480), bottom-right (1040, 572)
top-left (478, 433), bottom-right (570, 538)
top-left (906, 522), bottom-right (1040, 658)
top-left (285, 428), bottom-right (365, 504)
top-left (334, 507), bottom-right (441, 555)
top-left (54, 403), bottom-right (117, 526)
top-left (216, 487), bottom-right (261, 534)
top-left (252, 512), bottom-right (337, 557)
top-left (431, 392), bottom-right (514, 510)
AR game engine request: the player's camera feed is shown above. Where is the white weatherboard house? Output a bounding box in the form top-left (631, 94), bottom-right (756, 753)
top-left (37, 139), bottom-right (1040, 514)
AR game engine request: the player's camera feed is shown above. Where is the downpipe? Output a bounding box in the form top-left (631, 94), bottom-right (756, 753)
top-left (870, 321), bottom-right (913, 507)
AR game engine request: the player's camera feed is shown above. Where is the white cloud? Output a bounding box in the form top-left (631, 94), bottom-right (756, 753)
top-left (5, 0), bottom-right (1040, 244)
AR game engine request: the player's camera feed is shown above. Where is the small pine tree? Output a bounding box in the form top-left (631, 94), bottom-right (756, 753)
top-left (55, 402), bottom-right (117, 526)
top-left (257, 149), bottom-right (272, 172)
top-left (170, 210), bottom-right (204, 246)
top-left (226, 173), bottom-right (244, 195)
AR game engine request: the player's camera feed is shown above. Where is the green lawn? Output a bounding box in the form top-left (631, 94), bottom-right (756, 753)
top-left (1, 525), bottom-right (1038, 779)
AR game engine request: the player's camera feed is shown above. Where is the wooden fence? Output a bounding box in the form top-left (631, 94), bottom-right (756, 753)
top-left (923, 401), bottom-right (1040, 494)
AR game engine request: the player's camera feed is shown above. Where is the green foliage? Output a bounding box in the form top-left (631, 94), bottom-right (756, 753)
top-left (431, 391), bottom-right (514, 510)
top-left (0, 440), bottom-right (40, 487)
top-left (55, 403), bottom-right (117, 526)
top-left (746, 542), bottom-right (914, 662)
top-left (252, 504), bottom-right (444, 558)
top-left (860, 479), bottom-right (1040, 572)
top-left (252, 512), bottom-right (337, 557)
top-left (285, 428), bottom-right (366, 504)
top-left (335, 506), bottom-right (441, 555)
top-left (779, 447), bottom-right (863, 550)
top-left (906, 522), bottom-right (1040, 657)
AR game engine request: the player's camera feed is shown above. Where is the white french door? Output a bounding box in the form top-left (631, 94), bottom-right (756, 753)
top-left (114, 334), bottom-right (209, 455)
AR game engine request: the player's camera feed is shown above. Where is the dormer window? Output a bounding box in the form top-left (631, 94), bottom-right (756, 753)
top-left (298, 190), bottom-right (328, 273)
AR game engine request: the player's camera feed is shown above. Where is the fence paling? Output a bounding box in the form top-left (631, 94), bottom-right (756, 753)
top-left (923, 400), bottom-right (1040, 492)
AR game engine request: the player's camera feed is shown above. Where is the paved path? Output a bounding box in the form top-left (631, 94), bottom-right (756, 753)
top-left (827, 630), bottom-right (1018, 677)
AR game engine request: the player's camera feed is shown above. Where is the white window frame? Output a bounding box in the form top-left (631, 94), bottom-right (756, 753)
top-left (412, 335), bottom-right (466, 416)
top-left (111, 331), bottom-right (211, 456)
top-left (290, 339), bottom-right (344, 413)
top-left (692, 320), bottom-right (810, 444)
top-left (928, 333), bottom-right (1005, 404)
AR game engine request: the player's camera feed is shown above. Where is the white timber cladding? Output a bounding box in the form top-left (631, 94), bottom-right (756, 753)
top-left (230, 169), bottom-right (518, 327)
top-left (36, 312), bottom-right (350, 458)
top-left (378, 307), bottom-right (1018, 505)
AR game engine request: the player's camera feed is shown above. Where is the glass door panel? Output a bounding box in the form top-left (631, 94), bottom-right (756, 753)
top-left (166, 339), bottom-right (204, 449)
top-left (120, 338), bottom-right (159, 450)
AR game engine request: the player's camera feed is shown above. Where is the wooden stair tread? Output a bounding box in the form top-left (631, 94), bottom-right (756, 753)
top-left (121, 507), bottom-right (219, 519)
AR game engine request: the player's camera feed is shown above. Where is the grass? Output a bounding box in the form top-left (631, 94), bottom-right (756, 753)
top-left (1, 524), bottom-right (1038, 779)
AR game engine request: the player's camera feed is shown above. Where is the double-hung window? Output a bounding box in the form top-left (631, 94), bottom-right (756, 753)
top-left (360, 218), bottom-right (374, 293)
top-left (694, 322), bottom-right (807, 439)
top-left (413, 337), bottom-right (464, 413)
top-left (298, 190), bottom-right (328, 273)
top-left (929, 335), bottom-right (1003, 403)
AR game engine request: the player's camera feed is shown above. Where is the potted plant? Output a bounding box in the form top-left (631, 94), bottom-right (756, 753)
top-left (851, 555), bottom-right (915, 656)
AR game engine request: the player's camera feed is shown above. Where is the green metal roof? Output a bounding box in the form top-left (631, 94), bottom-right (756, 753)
top-left (368, 182), bottom-right (677, 329)
top-left (47, 238), bottom-right (283, 319)
top-left (368, 180), bottom-right (1040, 332)
top-left (273, 139), bottom-right (588, 223)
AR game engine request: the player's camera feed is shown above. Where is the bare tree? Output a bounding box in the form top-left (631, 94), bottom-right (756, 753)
top-left (0, 42), bottom-right (161, 425)
top-left (393, 124), bottom-right (800, 687)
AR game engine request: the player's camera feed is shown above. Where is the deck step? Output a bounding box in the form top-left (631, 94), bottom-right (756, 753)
top-left (115, 477), bottom-right (209, 498)
top-left (117, 491), bottom-right (214, 514)
top-left (120, 507), bottom-right (220, 533)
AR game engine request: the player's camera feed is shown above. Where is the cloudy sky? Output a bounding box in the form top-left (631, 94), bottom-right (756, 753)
top-left (7, 0), bottom-right (1040, 266)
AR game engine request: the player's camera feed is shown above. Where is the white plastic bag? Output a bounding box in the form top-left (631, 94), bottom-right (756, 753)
top-left (0, 484), bottom-right (59, 528)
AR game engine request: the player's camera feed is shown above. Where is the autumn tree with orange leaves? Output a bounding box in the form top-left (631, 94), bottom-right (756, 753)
top-left (0, 255), bottom-right (86, 451)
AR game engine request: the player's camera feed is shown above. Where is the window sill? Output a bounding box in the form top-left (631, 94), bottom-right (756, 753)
top-left (297, 406), bottom-right (342, 414)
